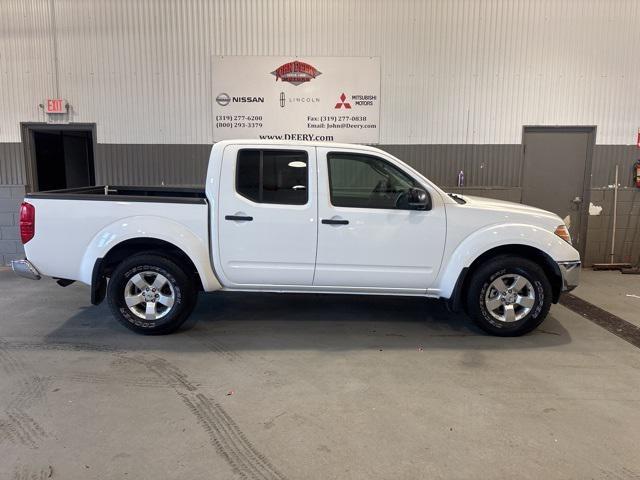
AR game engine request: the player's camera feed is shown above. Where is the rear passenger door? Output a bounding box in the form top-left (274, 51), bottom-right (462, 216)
top-left (218, 145), bottom-right (317, 287)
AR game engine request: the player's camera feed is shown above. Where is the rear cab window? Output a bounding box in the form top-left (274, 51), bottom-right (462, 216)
top-left (236, 149), bottom-right (308, 205)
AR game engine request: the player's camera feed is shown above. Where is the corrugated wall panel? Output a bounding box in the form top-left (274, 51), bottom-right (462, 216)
top-left (94, 144), bottom-right (209, 186)
top-left (379, 144), bottom-right (522, 187)
top-left (2, 0), bottom-right (639, 145)
top-left (591, 145), bottom-right (637, 188)
top-left (0, 144), bottom-right (26, 185)
top-left (92, 142), bottom-right (523, 188)
top-left (0, 0), bottom-right (56, 142)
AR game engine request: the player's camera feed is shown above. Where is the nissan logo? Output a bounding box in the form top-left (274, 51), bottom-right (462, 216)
top-left (216, 93), bottom-right (231, 106)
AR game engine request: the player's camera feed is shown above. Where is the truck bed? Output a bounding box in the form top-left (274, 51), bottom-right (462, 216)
top-left (25, 185), bottom-right (206, 204)
top-left (21, 184), bottom-right (212, 286)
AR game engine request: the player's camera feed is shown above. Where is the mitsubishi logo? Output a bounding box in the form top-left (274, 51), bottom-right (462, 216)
top-left (334, 93), bottom-right (351, 109)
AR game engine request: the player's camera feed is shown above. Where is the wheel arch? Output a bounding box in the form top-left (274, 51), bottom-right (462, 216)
top-left (91, 238), bottom-right (204, 305)
top-left (447, 244), bottom-right (563, 313)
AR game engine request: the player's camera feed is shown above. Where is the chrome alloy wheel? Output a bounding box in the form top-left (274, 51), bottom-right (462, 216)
top-left (484, 274), bottom-right (536, 323)
top-left (124, 271), bottom-right (175, 321)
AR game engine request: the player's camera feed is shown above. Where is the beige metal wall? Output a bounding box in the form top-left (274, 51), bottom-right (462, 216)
top-left (1, 0), bottom-right (639, 145)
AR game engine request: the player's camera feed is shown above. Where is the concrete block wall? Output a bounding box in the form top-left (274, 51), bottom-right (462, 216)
top-left (586, 146), bottom-right (640, 266)
top-left (0, 185), bottom-right (25, 266)
top-left (584, 188), bottom-right (640, 266)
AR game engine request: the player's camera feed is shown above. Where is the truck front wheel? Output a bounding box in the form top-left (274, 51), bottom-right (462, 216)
top-left (107, 254), bottom-right (198, 335)
top-left (465, 256), bottom-right (552, 336)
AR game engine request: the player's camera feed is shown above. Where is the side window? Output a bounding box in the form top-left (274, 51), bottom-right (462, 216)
top-left (236, 149), bottom-right (308, 205)
top-left (328, 153), bottom-right (419, 209)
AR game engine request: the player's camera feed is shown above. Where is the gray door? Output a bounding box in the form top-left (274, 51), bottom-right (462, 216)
top-left (522, 127), bottom-right (593, 253)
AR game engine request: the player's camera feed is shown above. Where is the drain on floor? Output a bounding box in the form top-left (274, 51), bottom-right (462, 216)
top-left (559, 293), bottom-right (640, 348)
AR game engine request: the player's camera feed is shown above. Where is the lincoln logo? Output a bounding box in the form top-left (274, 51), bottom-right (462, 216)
top-left (334, 93), bottom-right (352, 109)
top-left (280, 92), bottom-right (286, 108)
top-left (271, 61), bottom-right (321, 86)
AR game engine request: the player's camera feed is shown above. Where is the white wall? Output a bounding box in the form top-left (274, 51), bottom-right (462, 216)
top-left (2, 0), bottom-right (639, 145)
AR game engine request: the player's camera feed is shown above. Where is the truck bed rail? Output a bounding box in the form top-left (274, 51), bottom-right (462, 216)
top-left (25, 185), bottom-right (207, 204)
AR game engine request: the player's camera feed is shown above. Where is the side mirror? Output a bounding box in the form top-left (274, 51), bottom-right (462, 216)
top-left (408, 187), bottom-right (431, 210)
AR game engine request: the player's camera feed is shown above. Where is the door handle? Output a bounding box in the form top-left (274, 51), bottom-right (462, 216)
top-left (225, 215), bottom-right (253, 221)
top-left (322, 218), bottom-right (349, 225)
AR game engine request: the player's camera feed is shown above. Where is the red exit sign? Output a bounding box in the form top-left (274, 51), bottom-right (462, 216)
top-left (46, 98), bottom-right (65, 114)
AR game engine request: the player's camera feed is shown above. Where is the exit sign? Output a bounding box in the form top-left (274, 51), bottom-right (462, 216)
top-left (45, 98), bottom-right (65, 114)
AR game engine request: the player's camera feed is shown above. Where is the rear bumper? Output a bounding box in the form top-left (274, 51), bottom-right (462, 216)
top-left (557, 260), bottom-right (581, 292)
top-left (10, 259), bottom-right (41, 280)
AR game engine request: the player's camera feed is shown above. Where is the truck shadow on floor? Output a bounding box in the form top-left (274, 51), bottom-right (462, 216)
top-left (43, 290), bottom-right (572, 351)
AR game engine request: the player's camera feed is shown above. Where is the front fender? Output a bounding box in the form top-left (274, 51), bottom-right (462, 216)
top-left (78, 215), bottom-right (221, 291)
top-left (436, 223), bottom-right (580, 298)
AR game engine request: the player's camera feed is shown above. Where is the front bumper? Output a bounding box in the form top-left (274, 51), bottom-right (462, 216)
top-left (10, 259), bottom-right (41, 280)
top-left (557, 260), bottom-right (581, 292)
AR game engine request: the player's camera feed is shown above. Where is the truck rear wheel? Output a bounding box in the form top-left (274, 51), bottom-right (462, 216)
top-left (465, 255), bottom-right (552, 336)
top-left (107, 254), bottom-right (197, 335)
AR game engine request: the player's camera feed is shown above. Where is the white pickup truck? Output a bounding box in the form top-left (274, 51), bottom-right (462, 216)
top-left (12, 140), bottom-right (580, 336)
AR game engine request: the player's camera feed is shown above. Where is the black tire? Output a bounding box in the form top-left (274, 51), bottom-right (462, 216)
top-left (107, 254), bottom-right (198, 335)
top-left (465, 255), bottom-right (552, 337)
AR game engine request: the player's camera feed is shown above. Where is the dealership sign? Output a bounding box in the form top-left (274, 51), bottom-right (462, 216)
top-left (212, 56), bottom-right (380, 143)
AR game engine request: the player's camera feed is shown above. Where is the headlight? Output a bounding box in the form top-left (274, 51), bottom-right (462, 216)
top-left (554, 225), bottom-right (572, 244)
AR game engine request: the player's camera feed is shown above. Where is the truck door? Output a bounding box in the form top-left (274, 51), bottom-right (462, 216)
top-left (218, 145), bottom-right (317, 286)
top-left (314, 147), bottom-right (447, 293)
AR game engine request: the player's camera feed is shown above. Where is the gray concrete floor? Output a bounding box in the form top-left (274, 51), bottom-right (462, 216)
top-left (572, 268), bottom-right (640, 327)
top-left (1, 269), bottom-right (639, 480)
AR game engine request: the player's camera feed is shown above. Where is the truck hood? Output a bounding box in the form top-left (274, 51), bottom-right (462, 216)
top-left (448, 194), bottom-right (563, 226)
top-left (458, 195), bottom-right (553, 215)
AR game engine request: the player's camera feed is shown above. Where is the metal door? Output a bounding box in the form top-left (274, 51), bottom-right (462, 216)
top-left (522, 127), bottom-right (593, 253)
